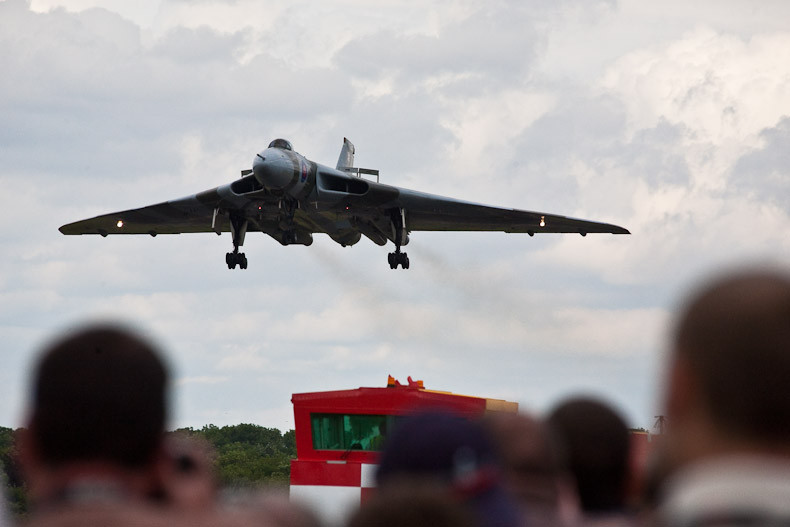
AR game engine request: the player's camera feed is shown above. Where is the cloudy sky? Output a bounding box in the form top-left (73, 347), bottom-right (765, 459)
top-left (2, 0), bottom-right (789, 433)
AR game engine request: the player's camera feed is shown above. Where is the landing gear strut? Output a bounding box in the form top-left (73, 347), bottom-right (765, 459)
top-left (388, 208), bottom-right (409, 270)
top-left (226, 214), bottom-right (248, 270)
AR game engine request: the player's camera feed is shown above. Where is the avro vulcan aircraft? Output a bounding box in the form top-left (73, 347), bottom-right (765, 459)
top-left (60, 138), bottom-right (629, 269)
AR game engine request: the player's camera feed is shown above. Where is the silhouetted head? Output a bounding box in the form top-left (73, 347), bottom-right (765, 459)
top-left (547, 397), bottom-right (630, 512)
top-left (28, 323), bottom-right (170, 468)
top-left (671, 268), bottom-right (790, 445)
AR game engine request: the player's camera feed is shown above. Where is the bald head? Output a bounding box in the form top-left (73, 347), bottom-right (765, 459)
top-left (672, 268), bottom-right (790, 444)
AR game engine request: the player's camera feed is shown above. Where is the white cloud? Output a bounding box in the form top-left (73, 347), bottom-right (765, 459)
top-left (601, 27), bottom-right (790, 147)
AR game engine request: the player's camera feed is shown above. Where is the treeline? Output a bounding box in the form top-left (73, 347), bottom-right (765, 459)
top-left (0, 424), bottom-right (296, 516)
top-left (0, 427), bottom-right (26, 516)
top-left (174, 424), bottom-right (296, 489)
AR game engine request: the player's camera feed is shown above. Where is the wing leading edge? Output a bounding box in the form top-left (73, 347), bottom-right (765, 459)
top-left (58, 188), bottom-right (232, 236)
top-left (390, 188), bottom-right (630, 235)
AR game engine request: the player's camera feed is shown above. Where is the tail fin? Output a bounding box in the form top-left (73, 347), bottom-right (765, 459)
top-left (336, 137), bottom-right (355, 171)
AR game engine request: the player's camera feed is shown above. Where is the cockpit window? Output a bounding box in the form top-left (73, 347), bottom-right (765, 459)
top-left (268, 138), bottom-right (293, 151)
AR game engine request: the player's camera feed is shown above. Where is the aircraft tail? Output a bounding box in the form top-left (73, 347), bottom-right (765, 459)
top-left (336, 137), bottom-right (355, 171)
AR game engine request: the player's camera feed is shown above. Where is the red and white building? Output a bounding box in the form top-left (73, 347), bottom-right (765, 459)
top-left (289, 376), bottom-right (518, 524)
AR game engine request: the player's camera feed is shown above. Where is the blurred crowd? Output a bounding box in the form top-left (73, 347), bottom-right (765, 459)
top-left (2, 265), bottom-right (789, 527)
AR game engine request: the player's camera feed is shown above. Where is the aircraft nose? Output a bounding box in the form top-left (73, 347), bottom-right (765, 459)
top-left (252, 151), bottom-right (292, 190)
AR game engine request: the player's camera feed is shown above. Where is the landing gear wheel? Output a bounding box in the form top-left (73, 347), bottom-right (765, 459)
top-left (387, 251), bottom-right (409, 269)
top-left (227, 213), bottom-right (249, 270)
top-left (226, 251), bottom-right (247, 270)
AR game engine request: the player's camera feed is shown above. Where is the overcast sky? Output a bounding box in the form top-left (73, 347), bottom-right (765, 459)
top-left (1, 0), bottom-right (789, 432)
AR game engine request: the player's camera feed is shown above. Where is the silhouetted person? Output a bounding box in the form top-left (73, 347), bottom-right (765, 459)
top-left (547, 397), bottom-right (633, 526)
top-left (656, 267), bottom-right (790, 527)
top-left (486, 411), bottom-right (578, 527)
top-left (17, 323), bottom-right (293, 527)
top-left (19, 323), bottom-right (171, 511)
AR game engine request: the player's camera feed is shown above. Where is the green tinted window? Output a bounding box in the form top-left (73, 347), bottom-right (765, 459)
top-left (311, 414), bottom-right (397, 451)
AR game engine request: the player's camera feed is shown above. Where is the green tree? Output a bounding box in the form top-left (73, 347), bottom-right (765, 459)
top-left (172, 424), bottom-right (296, 490)
top-left (0, 427), bottom-right (28, 516)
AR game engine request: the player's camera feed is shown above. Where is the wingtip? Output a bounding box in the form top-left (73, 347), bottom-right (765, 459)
top-left (607, 223), bottom-right (630, 235)
top-left (59, 222), bottom-right (85, 235)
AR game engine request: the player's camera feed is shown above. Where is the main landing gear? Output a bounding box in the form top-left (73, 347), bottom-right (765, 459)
top-left (226, 213), bottom-right (248, 270)
top-left (226, 250), bottom-right (247, 269)
top-left (388, 249), bottom-right (409, 269)
top-left (387, 208), bottom-right (409, 270)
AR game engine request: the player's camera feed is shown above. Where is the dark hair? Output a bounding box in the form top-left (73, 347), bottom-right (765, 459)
top-left (30, 323), bottom-right (170, 468)
top-left (674, 269), bottom-right (790, 443)
top-left (547, 397), bottom-right (630, 512)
